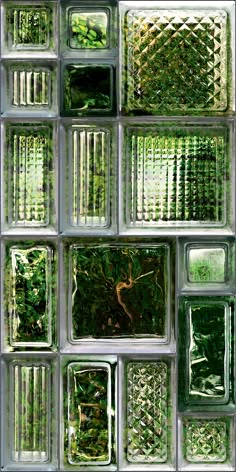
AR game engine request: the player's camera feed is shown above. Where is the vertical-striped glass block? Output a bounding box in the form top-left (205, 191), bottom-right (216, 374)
top-left (6, 6), bottom-right (51, 50)
top-left (67, 362), bottom-right (112, 465)
top-left (69, 126), bottom-right (110, 228)
top-left (6, 245), bottom-right (53, 348)
top-left (10, 66), bottom-right (52, 108)
top-left (126, 361), bottom-right (169, 463)
top-left (183, 418), bottom-right (228, 463)
top-left (10, 362), bottom-right (50, 462)
top-left (5, 124), bottom-right (52, 228)
top-left (124, 125), bottom-right (228, 229)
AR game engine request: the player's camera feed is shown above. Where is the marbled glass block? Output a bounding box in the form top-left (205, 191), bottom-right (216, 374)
top-left (123, 125), bottom-right (228, 230)
top-left (68, 9), bottom-right (109, 49)
top-left (68, 244), bottom-right (169, 340)
top-left (5, 245), bottom-right (53, 348)
top-left (67, 362), bottom-right (112, 465)
top-left (183, 418), bottom-right (228, 463)
top-left (187, 244), bottom-right (227, 283)
top-left (126, 361), bottom-right (169, 463)
top-left (122, 8), bottom-right (228, 114)
top-left (10, 361), bottom-right (50, 462)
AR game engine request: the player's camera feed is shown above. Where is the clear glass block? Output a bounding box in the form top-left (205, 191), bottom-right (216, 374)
top-left (68, 8), bottom-right (109, 49)
top-left (187, 246), bottom-right (226, 283)
top-left (121, 122), bottom-right (232, 234)
top-left (3, 122), bottom-right (56, 233)
top-left (178, 297), bottom-right (234, 412)
top-left (120, 2), bottom-right (232, 114)
top-left (2, 61), bottom-right (58, 116)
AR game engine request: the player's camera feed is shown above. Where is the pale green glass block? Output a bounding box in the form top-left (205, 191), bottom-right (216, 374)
top-left (127, 361), bottom-right (169, 463)
top-left (69, 9), bottom-right (109, 49)
top-left (187, 245), bottom-right (227, 283)
top-left (183, 418), bottom-right (228, 463)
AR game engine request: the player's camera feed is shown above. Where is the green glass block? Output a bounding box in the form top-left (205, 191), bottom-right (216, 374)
top-left (183, 418), bottom-right (228, 463)
top-left (122, 8), bottom-right (228, 114)
top-left (63, 64), bottom-right (114, 115)
top-left (69, 9), bottom-right (109, 49)
top-left (67, 362), bottom-right (112, 465)
top-left (127, 361), bottom-right (169, 463)
top-left (187, 245), bottom-right (227, 283)
top-left (6, 6), bottom-right (52, 50)
top-left (68, 244), bottom-right (169, 340)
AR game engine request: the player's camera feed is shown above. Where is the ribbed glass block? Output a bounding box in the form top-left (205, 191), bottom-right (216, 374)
top-left (69, 126), bottom-right (110, 228)
top-left (122, 7), bottom-right (228, 114)
top-left (183, 418), bottom-right (228, 463)
top-left (67, 362), bottom-right (112, 465)
top-left (187, 244), bottom-right (227, 283)
top-left (126, 361), bottom-right (169, 463)
top-left (68, 244), bottom-right (169, 340)
top-left (5, 245), bottom-right (53, 348)
top-left (5, 124), bottom-right (52, 228)
top-left (123, 125), bottom-right (229, 230)
top-left (68, 9), bottom-right (109, 49)
top-left (6, 6), bottom-right (51, 50)
top-left (12, 69), bottom-right (50, 107)
top-left (10, 361), bottom-right (50, 462)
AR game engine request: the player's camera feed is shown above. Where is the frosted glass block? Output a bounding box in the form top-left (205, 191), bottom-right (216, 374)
top-left (187, 246), bottom-right (226, 283)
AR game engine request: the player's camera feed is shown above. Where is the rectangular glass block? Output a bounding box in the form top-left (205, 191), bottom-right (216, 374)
top-left (68, 8), bottom-right (109, 49)
top-left (5, 244), bottom-right (53, 349)
top-left (121, 4), bottom-right (229, 114)
top-left (123, 124), bottom-right (230, 232)
top-left (126, 361), bottom-right (169, 463)
top-left (68, 243), bottom-right (170, 341)
top-left (67, 362), bottom-right (112, 465)
top-left (10, 361), bottom-right (50, 462)
top-left (4, 123), bottom-right (53, 229)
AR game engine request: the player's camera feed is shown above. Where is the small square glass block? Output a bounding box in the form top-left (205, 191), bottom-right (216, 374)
top-left (1, 61), bottom-right (58, 116)
top-left (1, 1), bottom-right (57, 58)
top-left (68, 8), bottom-right (110, 49)
top-left (179, 416), bottom-right (234, 470)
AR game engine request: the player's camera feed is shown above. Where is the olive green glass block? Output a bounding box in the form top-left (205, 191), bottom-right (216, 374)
top-left (124, 125), bottom-right (228, 229)
top-left (187, 245), bottom-right (227, 283)
top-left (67, 362), bottom-right (112, 465)
top-left (62, 64), bottom-right (114, 115)
top-left (183, 418), bottom-right (228, 463)
top-left (69, 9), bottom-right (109, 49)
top-left (68, 244), bottom-right (169, 339)
top-left (5, 124), bottom-right (52, 228)
top-left (122, 8), bottom-right (228, 114)
top-left (5, 245), bottom-right (53, 348)
top-left (10, 361), bottom-right (50, 462)
top-left (127, 361), bottom-right (169, 463)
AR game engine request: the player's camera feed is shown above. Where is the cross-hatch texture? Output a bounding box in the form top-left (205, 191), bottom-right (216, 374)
top-left (184, 419), bottom-right (227, 463)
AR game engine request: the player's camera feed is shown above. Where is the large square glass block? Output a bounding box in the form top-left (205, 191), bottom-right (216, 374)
top-left (2, 61), bottom-right (58, 116)
top-left (67, 243), bottom-right (170, 342)
top-left (178, 297), bottom-right (234, 412)
top-left (68, 8), bottom-right (109, 49)
top-left (122, 123), bottom-right (232, 234)
top-left (2, 1), bottom-right (57, 58)
top-left (3, 122), bottom-right (56, 233)
top-left (3, 241), bottom-right (57, 351)
top-left (121, 3), bottom-right (231, 114)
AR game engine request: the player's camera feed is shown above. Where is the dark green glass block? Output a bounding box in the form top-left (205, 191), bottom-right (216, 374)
top-left (178, 297), bottom-right (234, 412)
top-left (68, 244), bottom-right (169, 340)
top-left (68, 9), bottom-right (109, 49)
top-left (66, 362), bottom-right (112, 465)
top-left (187, 244), bottom-right (227, 283)
top-left (62, 64), bottom-right (114, 116)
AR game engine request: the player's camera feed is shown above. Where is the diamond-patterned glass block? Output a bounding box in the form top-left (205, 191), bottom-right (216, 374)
top-left (122, 8), bottom-right (228, 114)
top-left (183, 418), bottom-right (228, 463)
top-left (126, 361), bottom-right (169, 463)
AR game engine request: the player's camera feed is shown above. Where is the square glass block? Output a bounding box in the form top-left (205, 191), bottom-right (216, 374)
top-left (1, 61), bottom-right (58, 116)
top-left (62, 123), bottom-right (115, 233)
top-left (3, 241), bottom-right (57, 351)
top-left (125, 360), bottom-right (172, 466)
top-left (61, 63), bottom-right (115, 116)
top-left (64, 361), bottom-right (115, 467)
top-left (178, 297), bottom-right (234, 412)
top-left (1, 1), bottom-right (57, 58)
top-left (67, 243), bottom-right (170, 342)
top-left (121, 3), bottom-right (230, 114)
top-left (68, 8), bottom-right (110, 49)
top-left (122, 123), bottom-right (231, 234)
top-left (3, 122), bottom-right (56, 233)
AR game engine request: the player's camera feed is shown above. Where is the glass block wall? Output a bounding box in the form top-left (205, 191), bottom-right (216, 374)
top-left (0, 1), bottom-right (235, 471)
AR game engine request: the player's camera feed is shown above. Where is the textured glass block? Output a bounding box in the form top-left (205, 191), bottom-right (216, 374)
top-left (62, 64), bottom-right (115, 116)
top-left (183, 418), bottom-right (228, 463)
top-left (68, 9), bottom-right (109, 49)
top-left (5, 245), bottom-right (54, 349)
top-left (67, 362), bottom-right (112, 465)
top-left (126, 361), bottom-right (169, 463)
top-left (187, 245), bottom-right (227, 283)
top-left (10, 361), bottom-right (50, 462)
top-left (123, 124), bottom-right (230, 231)
top-left (68, 244), bottom-right (169, 340)
top-left (122, 6), bottom-right (228, 114)
top-left (4, 123), bottom-right (54, 229)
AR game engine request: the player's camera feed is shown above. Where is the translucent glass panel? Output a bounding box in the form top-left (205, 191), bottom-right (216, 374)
top-left (68, 9), bottom-right (109, 49)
